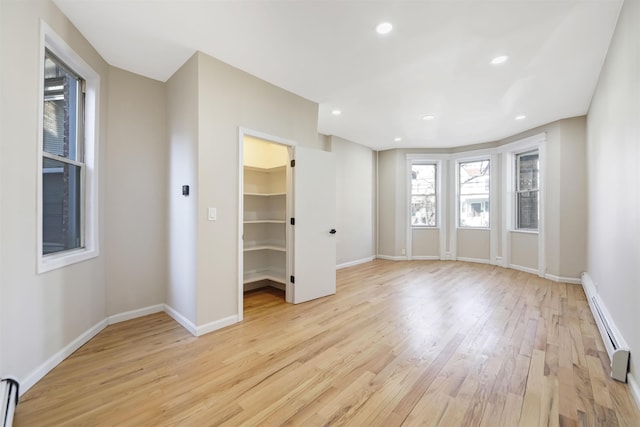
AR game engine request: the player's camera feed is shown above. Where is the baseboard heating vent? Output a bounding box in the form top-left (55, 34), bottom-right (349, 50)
top-left (581, 272), bottom-right (630, 383)
top-left (1, 378), bottom-right (19, 427)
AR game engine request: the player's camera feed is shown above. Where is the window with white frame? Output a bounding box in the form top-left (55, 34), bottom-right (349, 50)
top-left (458, 159), bottom-right (490, 228)
top-left (411, 163), bottom-right (437, 227)
top-left (516, 150), bottom-right (539, 229)
top-left (39, 25), bottom-right (99, 273)
top-left (42, 49), bottom-right (85, 255)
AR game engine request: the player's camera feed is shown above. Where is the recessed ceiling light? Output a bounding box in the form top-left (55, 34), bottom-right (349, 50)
top-left (491, 55), bottom-right (509, 65)
top-left (515, 115), bottom-right (526, 120)
top-left (331, 109), bottom-right (342, 116)
top-left (422, 114), bottom-right (435, 121)
top-left (376, 22), bottom-right (393, 35)
top-left (394, 137), bottom-right (402, 142)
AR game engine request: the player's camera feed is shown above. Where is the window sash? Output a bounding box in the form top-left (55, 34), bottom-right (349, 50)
top-left (42, 50), bottom-right (86, 257)
top-left (515, 151), bottom-right (539, 230)
top-left (458, 160), bottom-right (490, 228)
top-left (411, 163), bottom-right (438, 227)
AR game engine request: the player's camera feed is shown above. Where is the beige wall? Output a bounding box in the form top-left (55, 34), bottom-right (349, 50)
top-left (412, 228), bottom-right (440, 258)
top-left (331, 136), bottom-right (375, 265)
top-left (106, 67), bottom-right (167, 315)
top-left (166, 54), bottom-right (200, 324)
top-left (194, 52), bottom-right (320, 325)
top-left (377, 117), bottom-right (587, 280)
top-left (586, 0), bottom-right (640, 383)
top-left (457, 229), bottom-right (490, 261)
top-left (510, 232), bottom-right (539, 271)
top-left (0, 0), bottom-right (109, 383)
top-left (377, 150), bottom-right (401, 257)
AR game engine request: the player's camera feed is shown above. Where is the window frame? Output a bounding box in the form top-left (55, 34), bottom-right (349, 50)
top-left (37, 22), bottom-right (100, 273)
top-left (410, 162), bottom-right (439, 228)
top-left (456, 157), bottom-right (491, 229)
top-left (515, 150), bottom-right (540, 230)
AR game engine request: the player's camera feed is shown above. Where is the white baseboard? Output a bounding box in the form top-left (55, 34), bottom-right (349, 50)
top-left (443, 252), bottom-right (452, 260)
top-left (628, 373), bottom-right (640, 412)
top-left (107, 304), bottom-right (164, 325)
top-left (495, 256), bottom-right (504, 266)
top-left (509, 263), bottom-right (539, 276)
top-left (456, 257), bottom-right (491, 265)
top-left (376, 254), bottom-right (408, 261)
top-left (544, 273), bottom-right (581, 285)
top-left (410, 256), bottom-right (440, 261)
top-left (337, 256), bottom-right (375, 269)
top-left (163, 304), bottom-right (198, 336)
top-left (195, 315), bottom-right (238, 336)
top-left (20, 318), bottom-right (108, 396)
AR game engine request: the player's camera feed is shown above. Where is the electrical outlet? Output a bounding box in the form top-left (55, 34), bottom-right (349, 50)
top-left (401, 248), bottom-right (406, 256)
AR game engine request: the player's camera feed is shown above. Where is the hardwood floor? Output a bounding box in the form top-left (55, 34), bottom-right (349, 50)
top-left (15, 260), bottom-right (640, 426)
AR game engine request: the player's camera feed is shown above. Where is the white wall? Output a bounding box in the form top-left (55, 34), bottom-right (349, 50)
top-left (0, 0), bottom-right (109, 384)
top-left (586, 0), bottom-right (639, 387)
top-left (106, 67), bottom-right (167, 315)
top-left (330, 136), bottom-right (375, 266)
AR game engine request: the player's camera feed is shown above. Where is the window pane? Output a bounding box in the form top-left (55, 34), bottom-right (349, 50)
top-left (44, 52), bottom-right (81, 161)
top-left (411, 164), bottom-right (436, 195)
top-left (459, 160), bottom-right (490, 227)
top-left (459, 160), bottom-right (490, 195)
top-left (411, 195), bottom-right (436, 226)
top-left (460, 195), bottom-right (490, 227)
top-left (518, 153), bottom-right (539, 191)
top-left (43, 158), bottom-right (82, 254)
top-left (517, 191), bottom-right (538, 229)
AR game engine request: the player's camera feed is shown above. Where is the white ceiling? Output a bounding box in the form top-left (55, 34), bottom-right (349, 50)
top-left (54, 0), bottom-right (622, 150)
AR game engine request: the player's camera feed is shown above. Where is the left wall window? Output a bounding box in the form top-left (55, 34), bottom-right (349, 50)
top-left (39, 24), bottom-right (99, 272)
top-left (42, 50), bottom-right (85, 254)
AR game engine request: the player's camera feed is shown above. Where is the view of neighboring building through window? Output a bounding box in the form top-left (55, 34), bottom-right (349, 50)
top-left (516, 151), bottom-right (539, 229)
top-left (459, 160), bottom-right (490, 228)
top-left (42, 50), bottom-right (85, 255)
top-left (411, 163), bottom-right (437, 226)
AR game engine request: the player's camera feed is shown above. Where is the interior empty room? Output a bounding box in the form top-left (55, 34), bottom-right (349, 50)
top-left (1, 0), bottom-right (639, 425)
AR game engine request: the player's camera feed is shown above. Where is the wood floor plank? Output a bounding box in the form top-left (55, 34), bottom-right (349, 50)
top-left (13, 260), bottom-right (640, 426)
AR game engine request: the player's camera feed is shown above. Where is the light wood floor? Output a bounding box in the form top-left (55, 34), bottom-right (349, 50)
top-left (15, 260), bottom-right (640, 426)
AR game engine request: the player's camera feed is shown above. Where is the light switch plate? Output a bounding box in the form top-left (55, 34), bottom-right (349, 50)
top-left (208, 207), bottom-right (217, 221)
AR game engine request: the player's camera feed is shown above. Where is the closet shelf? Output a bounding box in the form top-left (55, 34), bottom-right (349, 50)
top-left (244, 192), bottom-right (286, 197)
top-left (244, 244), bottom-right (286, 252)
top-left (244, 165), bottom-right (286, 173)
top-left (244, 219), bottom-right (286, 224)
top-left (243, 269), bottom-right (286, 285)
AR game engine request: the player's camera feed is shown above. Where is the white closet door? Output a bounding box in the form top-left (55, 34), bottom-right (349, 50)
top-left (292, 147), bottom-right (336, 304)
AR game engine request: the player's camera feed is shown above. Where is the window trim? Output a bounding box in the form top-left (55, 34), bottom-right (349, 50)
top-left (37, 21), bottom-right (100, 273)
top-left (410, 162), bottom-right (439, 229)
top-left (405, 154), bottom-right (447, 261)
top-left (455, 156), bottom-right (491, 230)
top-left (515, 150), bottom-right (540, 230)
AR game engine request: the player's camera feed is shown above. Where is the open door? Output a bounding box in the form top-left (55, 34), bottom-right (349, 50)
top-left (291, 146), bottom-right (336, 303)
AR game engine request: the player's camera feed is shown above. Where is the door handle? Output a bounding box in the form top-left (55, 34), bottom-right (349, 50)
top-left (329, 229), bottom-right (337, 234)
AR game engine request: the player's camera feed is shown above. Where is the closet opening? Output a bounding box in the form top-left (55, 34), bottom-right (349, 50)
top-left (240, 133), bottom-right (293, 315)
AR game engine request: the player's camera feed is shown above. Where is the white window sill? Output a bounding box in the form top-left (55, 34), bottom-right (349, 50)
top-left (38, 247), bottom-right (98, 274)
top-left (411, 226), bottom-right (439, 230)
top-left (509, 229), bottom-right (539, 235)
top-left (457, 227), bottom-right (491, 231)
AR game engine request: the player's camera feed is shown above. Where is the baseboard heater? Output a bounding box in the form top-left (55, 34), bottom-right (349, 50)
top-left (581, 272), bottom-right (630, 382)
top-left (1, 378), bottom-right (19, 427)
